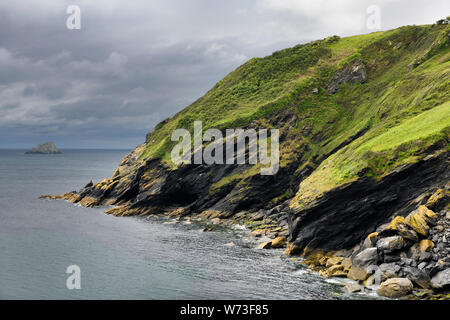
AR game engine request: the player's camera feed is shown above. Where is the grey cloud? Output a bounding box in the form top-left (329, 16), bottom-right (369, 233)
top-left (0, 0), bottom-right (448, 148)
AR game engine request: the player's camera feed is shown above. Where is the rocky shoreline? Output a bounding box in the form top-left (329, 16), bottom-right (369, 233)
top-left (40, 122), bottom-right (450, 300)
top-left (284, 187), bottom-right (450, 299)
top-left (42, 181), bottom-right (449, 299)
top-left (205, 188), bottom-right (450, 300)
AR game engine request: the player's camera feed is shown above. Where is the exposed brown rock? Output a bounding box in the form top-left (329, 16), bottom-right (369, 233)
top-left (347, 265), bottom-right (369, 281)
top-left (419, 239), bottom-right (435, 252)
top-left (377, 278), bottom-right (413, 298)
top-left (270, 236), bottom-right (287, 248)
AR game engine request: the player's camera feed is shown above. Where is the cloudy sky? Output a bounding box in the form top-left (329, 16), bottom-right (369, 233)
top-left (1, 0), bottom-right (448, 149)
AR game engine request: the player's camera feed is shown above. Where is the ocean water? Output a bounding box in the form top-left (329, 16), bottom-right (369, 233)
top-left (0, 149), bottom-right (370, 300)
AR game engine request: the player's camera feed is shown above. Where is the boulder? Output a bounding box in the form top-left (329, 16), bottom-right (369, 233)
top-left (419, 205), bottom-right (438, 225)
top-left (258, 241), bottom-right (272, 249)
top-left (373, 269), bottom-right (387, 284)
top-left (364, 275), bottom-right (376, 287)
top-left (377, 216), bottom-right (418, 241)
top-left (380, 216), bottom-right (404, 234)
top-left (348, 265), bottom-right (369, 281)
top-left (430, 268), bottom-right (450, 290)
top-left (377, 236), bottom-right (407, 253)
top-left (404, 206), bottom-right (437, 236)
top-left (328, 264), bottom-right (347, 277)
top-left (341, 258), bottom-right (353, 270)
top-left (326, 256), bottom-right (344, 268)
top-left (379, 263), bottom-right (401, 279)
top-left (353, 247), bottom-right (378, 267)
top-left (270, 236), bottom-right (287, 248)
top-left (377, 278), bottom-right (413, 298)
top-left (405, 214), bottom-right (427, 236)
top-left (428, 263), bottom-right (445, 278)
top-left (402, 266), bottom-right (431, 289)
top-left (396, 225), bottom-right (419, 242)
top-left (366, 264), bottom-right (379, 275)
top-left (419, 239), bottom-right (435, 252)
top-left (409, 243), bottom-right (432, 262)
top-left (345, 283), bottom-right (362, 293)
top-left (251, 229), bottom-right (267, 237)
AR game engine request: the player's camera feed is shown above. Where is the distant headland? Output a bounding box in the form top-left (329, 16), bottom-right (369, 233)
top-left (25, 142), bottom-right (62, 154)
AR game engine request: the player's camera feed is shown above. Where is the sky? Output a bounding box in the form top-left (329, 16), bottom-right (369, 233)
top-left (0, 0), bottom-right (448, 149)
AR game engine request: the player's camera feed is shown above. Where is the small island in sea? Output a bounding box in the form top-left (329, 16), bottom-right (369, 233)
top-left (25, 142), bottom-right (62, 154)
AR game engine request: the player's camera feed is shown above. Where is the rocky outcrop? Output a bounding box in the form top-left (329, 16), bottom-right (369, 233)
top-left (43, 107), bottom-right (309, 244)
top-left (295, 187), bottom-right (449, 299)
top-left (327, 59), bottom-right (367, 94)
top-left (258, 236), bottom-right (287, 249)
top-left (25, 142), bottom-right (62, 154)
top-left (287, 153), bottom-right (449, 254)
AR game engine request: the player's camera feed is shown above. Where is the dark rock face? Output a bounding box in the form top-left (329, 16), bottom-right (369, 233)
top-left (25, 142), bottom-right (62, 154)
top-left (327, 59), bottom-right (367, 94)
top-left (287, 153), bottom-right (449, 252)
top-left (73, 153), bottom-right (298, 226)
top-left (309, 185), bottom-right (449, 297)
top-left (53, 107), bottom-right (308, 234)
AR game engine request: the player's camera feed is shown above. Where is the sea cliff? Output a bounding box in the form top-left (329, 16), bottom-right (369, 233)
top-left (44, 22), bottom-right (450, 299)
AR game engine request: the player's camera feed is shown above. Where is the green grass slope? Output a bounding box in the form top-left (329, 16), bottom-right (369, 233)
top-left (136, 23), bottom-right (450, 208)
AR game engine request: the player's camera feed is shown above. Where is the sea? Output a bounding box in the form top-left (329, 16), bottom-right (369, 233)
top-left (0, 149), bottom-right (375, 299)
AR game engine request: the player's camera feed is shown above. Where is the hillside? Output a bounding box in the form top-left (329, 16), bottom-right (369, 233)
top-left (46, 23), bottom-right (450, 298)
